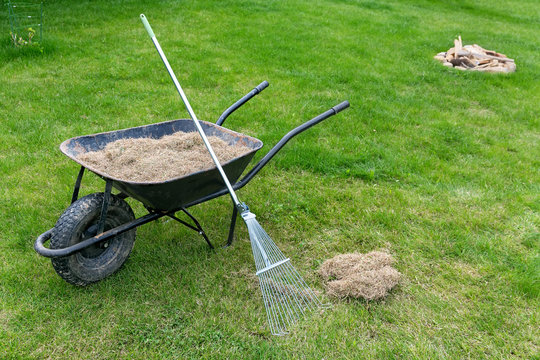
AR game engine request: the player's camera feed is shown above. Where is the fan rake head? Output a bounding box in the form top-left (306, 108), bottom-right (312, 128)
top-left (242, 211), bottom-right (326, 336)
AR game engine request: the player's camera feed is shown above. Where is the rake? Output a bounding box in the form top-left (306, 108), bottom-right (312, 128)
top-left (140, 14), bottom-right (348, 335)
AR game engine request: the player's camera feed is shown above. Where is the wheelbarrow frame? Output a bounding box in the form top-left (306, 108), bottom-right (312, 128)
top-left (34, 81), bottom-right (349, 259)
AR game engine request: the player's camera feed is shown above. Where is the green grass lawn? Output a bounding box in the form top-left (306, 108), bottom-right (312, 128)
top-left (1, 0), bottom-right (538, 358)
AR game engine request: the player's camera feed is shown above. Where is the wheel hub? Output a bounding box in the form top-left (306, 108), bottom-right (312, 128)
top-left (79, 224), bottom-right (110, 258)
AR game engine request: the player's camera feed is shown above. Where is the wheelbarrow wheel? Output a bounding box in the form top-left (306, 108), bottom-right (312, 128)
top-left (50, 192), bottom-right (136, 286)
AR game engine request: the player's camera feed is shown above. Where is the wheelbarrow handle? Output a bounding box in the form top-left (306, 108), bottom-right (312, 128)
top-left (34, 229), bottom-right (54, 257)
top-left (180, 101), bottom-right (350, 208)
top-left (255, 80), bottom-right (269, 93)
top-left (331, 100), bottom-right (350, 114)
top-left (216, 81), bottom-right (269, 126)
top-left (238, 100), bottom-right (350, 186)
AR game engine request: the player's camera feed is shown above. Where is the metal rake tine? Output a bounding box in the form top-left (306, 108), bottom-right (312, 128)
top-left (266, 269), bottom-right (294, 333)
top-left (264, 273), bottom-right (290, 335)
top-left (283, 263), bottom-right (323, 309)
top-left (278, 263), bottom-right (314, 311)
top-left (259, 274), bottom-right (283, 335)
top-left (269, 265), bottom-right (306, 318)
top-left (268, 267), bottom-right (301, 325)
top-left (263, 273), bottom-right (290, 335)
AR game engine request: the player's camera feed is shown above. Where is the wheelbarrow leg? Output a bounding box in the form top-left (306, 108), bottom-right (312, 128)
top-left (167, 208), bottom-right (214, 249)
top-left (70, 166), bottom-right (85, 204)
top-left (97, 179), bottom-right (113, 235)
top-left (224, 205), bottom-right (238, 248)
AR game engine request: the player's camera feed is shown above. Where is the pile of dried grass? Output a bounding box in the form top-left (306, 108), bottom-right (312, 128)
top-left (319, 251), bottom-right (400, 300)
top-left (77, 131), bottom-right (251, 183)
top-left (434, 36), bottom-right (515, 73)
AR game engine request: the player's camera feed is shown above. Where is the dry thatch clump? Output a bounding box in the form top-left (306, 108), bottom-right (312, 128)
top-left (77, 131), bottom-right (251, 183)
top-left (319, 251), bottom-right (400, 300)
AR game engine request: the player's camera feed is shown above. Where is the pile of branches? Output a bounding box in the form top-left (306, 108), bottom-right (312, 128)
top-left (435, 36), bottom-right (516, 73)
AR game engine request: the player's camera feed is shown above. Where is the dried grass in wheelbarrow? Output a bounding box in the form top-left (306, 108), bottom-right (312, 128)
top-left (77, 131), bottom-right (251, 183)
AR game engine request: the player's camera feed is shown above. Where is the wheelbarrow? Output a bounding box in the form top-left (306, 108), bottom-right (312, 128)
top-left (34, 80), bottom-right (349, 286)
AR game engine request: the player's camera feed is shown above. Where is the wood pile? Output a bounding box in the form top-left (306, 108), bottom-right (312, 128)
top-left (434, 36), bottom-right (516, 73)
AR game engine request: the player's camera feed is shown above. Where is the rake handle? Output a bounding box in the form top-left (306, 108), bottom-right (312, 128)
top-left (140, 14), bottom-right (155, 38)
top-left (140, 14), bottom-right (242, 208)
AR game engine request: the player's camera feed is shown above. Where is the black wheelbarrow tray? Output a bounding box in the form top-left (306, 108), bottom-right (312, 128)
top-left (34, 80), bottom-right (350, 286)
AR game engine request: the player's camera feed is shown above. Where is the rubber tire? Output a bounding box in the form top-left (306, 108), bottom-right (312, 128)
top-left (50, 193), bottom-right (136, 286)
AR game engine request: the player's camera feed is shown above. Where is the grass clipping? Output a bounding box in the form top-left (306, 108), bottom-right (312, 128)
top-left (319, 251), bottom-right (400, 300)
top-left (77, 132), bottom-right (251, 183)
